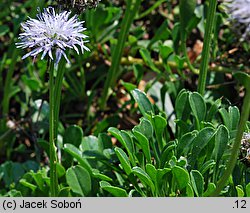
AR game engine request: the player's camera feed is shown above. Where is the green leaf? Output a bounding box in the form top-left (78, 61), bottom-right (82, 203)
top-left (203, 183), bottom-right (216, 197)
top-left (63, 144), bottom-right (92, 174)
top-left (179, 0), bottom-right (196, 31)
top-left (219, 108), bottom-right (230, 130)
top-left (108, 127), bottom-right (136, 166)
top-left (133, 118), bottom-right (154, 140)
top-left (156, 168), bottom-right (171, 186)
top-left (186, 183), bottom-right (194, 197)
top-left (189, 92), bottom-right (206, 128)
top-left (100, 181), bottom-right (128, 197)
top-left (121, 80), bottom-right (137, 92)
top-left (148, 20), bottom-right (170, 48)
top-left (145, 164), bottom-right (157, 184)
top-left (133, 130), bottom-right (151, 163)
top-left (66, 165), bottom-right (91, 196)
top-left (81, 135), bottom-right (102, 152)
top-left (58, 187), bottom-right (71, 197)
top-left (21, 76), bottom-right (42, 91)
top-left (233, 72), bottom-right (250, 90)
top-left (246, 182), bottom-right (250, 197)
top-left (131, 89), bottom-right (154, 117)
top-left (177, 131), bottom-right (197, 157)
top-left (213, 125), bottom-right (229, 162)
top-left (92, 172), bottom-right (113, 182)
top-left (160, 142), bottom-right (177, 168)
top-left (206, 98), bottom-right (222, 121)
top-left (236, 185), bottom-right (244, 197)
top-left (19, 179), bottom-right (37, 192)
top-left (37, 139), bottom-right (50, 157)
top-left (31, 172), bottom-right (46, 192)
top-left (139, 48), bottom-right (161, 73)
top-left (114, 147), bottom-right (132, 175)
top-left (56, 163), bottom-right (66, 179)
top-left (63, 125), bottom-right (83, 147)
top-left (189, 127), bottom-right (215, 166)
top-left (175, 90), bottom-right (190, 120)
top-left (152, 115), bottom-right (167, 150)
top-left (190, 170), bottom-right (204, 197)
top-left (0, 25), bottom-right (9, 36)
top-left (229, 106), bottom-right (240, 130)
top-left (132, 166), bottom-right (155, 192)
top-left (199, 160), bottom-right (216, 175)
top-left (172, 166), bottom-right (190, 190)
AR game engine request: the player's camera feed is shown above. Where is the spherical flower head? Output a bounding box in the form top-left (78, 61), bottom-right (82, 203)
top-left (16, 7), bottom-right (90, 64)
top-left (224, 0), bottom-right (250, 38)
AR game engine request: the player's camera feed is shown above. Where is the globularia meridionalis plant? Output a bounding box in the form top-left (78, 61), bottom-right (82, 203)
top-left (16, 7), bottom-right (90, 196)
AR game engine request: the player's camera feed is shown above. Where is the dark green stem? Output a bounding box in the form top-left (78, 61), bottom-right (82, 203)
top-left (100, 0), bottom-right (141, 109)
top-left (54, 60), bottom-right (66, 138)
top-left (211, 87), bottom-right (250, 196)
top-left (181, 31), bottom-right (199, 75)
top-left (197, 0), bottom-right (217, 95)
top-left (49, 60), bottom-right (58, 197)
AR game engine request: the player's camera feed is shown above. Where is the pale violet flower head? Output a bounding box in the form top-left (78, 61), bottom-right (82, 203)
top-left (16, 7), bottom-right (90, 64)
top-left (224, 0), bottom-right (250, 38)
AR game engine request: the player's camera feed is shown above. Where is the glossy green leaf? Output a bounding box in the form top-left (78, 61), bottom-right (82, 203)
top-left (58, 187), bottom-right (71, 197)
top-left (63, 125), bottom-right (83, 147)
top-left (189, 127), bottom-right (215, 166)
top-left (236, 185), bottom-right (244, 197)
top-left (92, 172), bottom-right (113, 182)
top-left (152, 115), bottom-right (167, 150)
top-left (175, 90), bottom-right (190, 120)
top-left (233, 72), bottom-right (250, 90)
top-left (81, 135), bottom-right (102, 152)
top-left (66, 165), bottom-right (91, 196)
top-left (246, 182), bottom-right (250, 197)
top-left (100, 181), bottom-right (128, 197)
top-left (179, 0), bottom-right (196, 31)
top-left (148, 20), bottom-right (170, 48)
top-left (19, 179), bottom-right (37, 192)
top-left (219, 108), bottom-right (230, 130)
top-left (131, 89), bottom-right (154, 117)
top-left (199, 160), bottom-right (216, 175)
top-left (0, 25), bottom-right (9, 36)
top-left (206, 98), bottom-right (222, 121)
top-left (133, 118), bottom-right (153, 140)
top-left (139, 48), bottom-right (161, 73)
top-left (160, 142), bottom-right (177, 168)
top-left (56, 163), bottom-right (66, 179)
top-left (213, 125), bottom-right (229, 162)
top-left (133, 130), bottom-right (151, 163)
top-left (177, 131), bottom-right (197, 157)
top-left (203, 183), bottom-right (216, 197)
top-left (156, 168), bottom-right (171, 186)
top-left (229, 106), bottom-right (240, 130)
top-left (145, 164), bottom-right (157, 183)
top-left (190, 170), bottom-right (204, 197)
top-left (132, 167), bottom-right (155, 192)
top-left (63, 144), bottom-right (92, 174)
top-left (115, 147), bottom-right (132, 175)
top-left (189, 92), bottom-right (206, 127)
top-left (108, 127), bottom-right (136, 166)
top-left (172, 166), bottom-right (190, 190)
top-left (186, 183), bottom-right (194, 197)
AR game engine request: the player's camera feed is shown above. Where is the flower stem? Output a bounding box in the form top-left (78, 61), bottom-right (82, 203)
top-left (197, 0), bottom-right (217, 95)
top-left (211, 86), bottom-right (250, 196)
top-left (49, 60), bottom-right (58, 197)
top-left (100, 0), bottom-right (141, 109)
